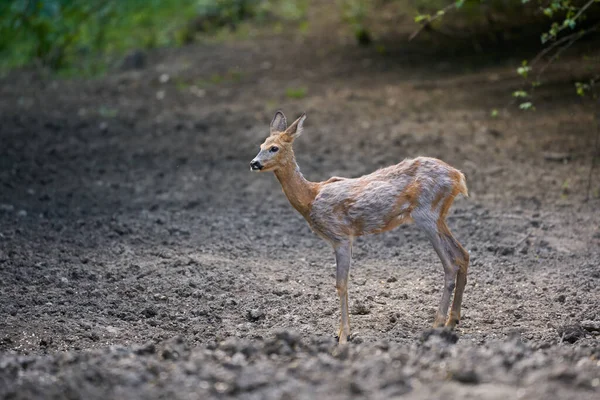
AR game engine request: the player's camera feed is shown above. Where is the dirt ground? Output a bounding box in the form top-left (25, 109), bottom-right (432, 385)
top-left (1, 8), bottom-right (600, 399)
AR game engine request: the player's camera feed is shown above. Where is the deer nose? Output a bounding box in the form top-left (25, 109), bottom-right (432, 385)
top-left (250, 160), bottom-right (263, 171)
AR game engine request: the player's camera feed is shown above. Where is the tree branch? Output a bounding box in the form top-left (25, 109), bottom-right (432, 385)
top-left (408, 3), bottom-right (459, 41)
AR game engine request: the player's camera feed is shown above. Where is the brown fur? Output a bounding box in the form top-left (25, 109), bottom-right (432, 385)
top-left (373, 180), bottom-right (421, 234)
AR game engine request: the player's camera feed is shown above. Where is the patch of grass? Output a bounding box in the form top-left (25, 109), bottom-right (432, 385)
top-left (176, 79), bottom-right (190, 91)
top-left (210, 73), bottom-right (225, 84)
top-left (228, 68), bottom-right (244, 82)
top-left (285, 86), bottom-right (308, 99)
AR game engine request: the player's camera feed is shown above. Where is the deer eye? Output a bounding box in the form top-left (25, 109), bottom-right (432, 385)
top-left (270, 146), bottom-right (279, 153)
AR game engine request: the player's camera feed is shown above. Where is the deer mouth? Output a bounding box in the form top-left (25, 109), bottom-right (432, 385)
top-left (250, 160), bottom-right (263, 171)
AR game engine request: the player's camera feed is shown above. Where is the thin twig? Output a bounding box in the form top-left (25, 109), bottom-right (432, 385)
top-left (571, 0), bottom-right (598, 26)
top-left (530, 23), bottom-right (600, 68)
top-left (409, 3), bottom-right (458, 41)
top-left (513, 233), bottom-right (531, 249)
top-left (546, 0), bottom-right (599, 40)
top-left (536, 31), bottom-right (580, 81)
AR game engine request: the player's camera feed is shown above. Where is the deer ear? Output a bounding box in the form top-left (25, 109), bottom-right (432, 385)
top-left (283, 113), bottom-right (306, 141)
top-left (270, 111), bottom-right (287, 135)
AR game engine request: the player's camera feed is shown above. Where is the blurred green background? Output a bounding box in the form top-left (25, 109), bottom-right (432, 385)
top-left (0, 0), bottom-right (598, 89)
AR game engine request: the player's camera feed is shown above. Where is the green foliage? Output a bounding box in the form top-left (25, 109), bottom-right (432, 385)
top-left (0, 0), bottom-right (306, 73)
top-left (0, 0), bottom-right (203, 71)
top-left (285, 86), bottom-right (308, 99)
top-left (517, 61), bottom-right (531, 78)
top-left (519, 101), bottom-right (534, 110)
top-left (339, 0), bottom-right (372, 45)
top-left (408, 0), bottom-right (600, 109)
top-left (575, 78), bottom-right (598, 98)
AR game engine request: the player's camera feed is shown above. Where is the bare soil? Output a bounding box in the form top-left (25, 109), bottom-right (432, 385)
top-left (1, 15), bottom-right (600, 400)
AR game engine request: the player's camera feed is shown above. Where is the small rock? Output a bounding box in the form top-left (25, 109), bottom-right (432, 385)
top-left (351, 302), bottom-right (370, 315)
top-left (580, 320), bottom-right (600, 332)
top-left (246, 308), bottom-right (265, 322)
top-left (0, 204), bottom-right (14, 212)
top-left (555, 294), bottom-right (566, 303)
top-left (142, 307), bottom-right (158, 318)
top-left (420, 328), bottom-right (459, 344)
top-left (134, 342), bottom-right (156, 355)
top-left (16, 210), bottom-right (27, 217)
top-left (557, 324), bottom-right (586, 343)
top-left (274, 329), bottom-right (300, 347)
top-left (387, 276), bottom-right (398, 283)
top-left (549, 367), bottom-right (578, 383)
top-left (120, 50), bottom-right (146, 70)
top-left (519, 245), bottom-right (529, 255)
top-left (543, 152), bottom-right (572, 163)
top-left (190, 86), bottom-right (206, 98)
top-left (159, 73), bottom-right (170, 84)
top-left (451, 369), bottom-right (480, 384)
top-left (350, 334), bottom-right (363, 344)
top-left (349, 381), bottom-right (364, 394)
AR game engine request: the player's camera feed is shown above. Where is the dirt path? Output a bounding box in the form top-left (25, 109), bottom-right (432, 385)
top-left (0, 24), bottom-right (599, 399)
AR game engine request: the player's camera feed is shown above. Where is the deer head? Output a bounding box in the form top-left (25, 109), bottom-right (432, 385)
top-left (250, 111), bottom-right (306, 172)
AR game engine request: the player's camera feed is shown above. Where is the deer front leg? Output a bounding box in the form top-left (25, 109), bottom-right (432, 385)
top-left (428, 234), bottom-right (459, 328)
top-left (334, 241), bottom-right (352, 344)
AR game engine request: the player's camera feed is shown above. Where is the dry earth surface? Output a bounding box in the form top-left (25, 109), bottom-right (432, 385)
top-left (1, 9), bottom-right (600, 400)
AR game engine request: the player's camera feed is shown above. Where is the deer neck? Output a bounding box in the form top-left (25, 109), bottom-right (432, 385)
top-left (274, 156), bottom-right (318, 218)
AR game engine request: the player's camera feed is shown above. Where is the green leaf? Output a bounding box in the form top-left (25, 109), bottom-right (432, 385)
top-left (490, 109), bottom-right (499, 118)
top-left (517, 65), bottom-right (531, 78)
top-left (575, 82), bottom-right (590, 96)
top-left (414, 14), bottom-right (429, 23)
top-left (519, 102), bottom-right (533, 110)
top-left (513, 90), bottom-right (528, 98)
top-left (565, 19), bottom-right (576, 29)
top-left (455, 0), bottom-right (465, 8)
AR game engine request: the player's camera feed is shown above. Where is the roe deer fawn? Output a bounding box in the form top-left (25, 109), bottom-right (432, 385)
top-left (250, 111), bottom-right (470, 344)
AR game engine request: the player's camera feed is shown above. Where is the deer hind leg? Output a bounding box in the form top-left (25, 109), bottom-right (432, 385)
top-left (334, 241), bottom-right (352, 344)
top-left (433, 219), bottom-right (469, 329)
top-left (413, 211), bottom-right (463, 328)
